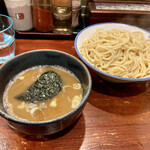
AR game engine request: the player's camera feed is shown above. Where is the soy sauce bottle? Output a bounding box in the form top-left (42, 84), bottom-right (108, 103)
top-left (52, 0), bottom-right (72, 34)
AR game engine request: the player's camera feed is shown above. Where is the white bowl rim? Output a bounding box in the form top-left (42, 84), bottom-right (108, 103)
top-left (75, 22), bottom-right (150, 82)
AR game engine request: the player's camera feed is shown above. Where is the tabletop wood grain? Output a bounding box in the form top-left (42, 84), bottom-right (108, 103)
top-left (1, 39), bottom-right (150, 150)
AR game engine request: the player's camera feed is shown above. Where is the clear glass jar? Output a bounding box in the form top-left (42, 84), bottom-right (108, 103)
top-left (52, 0), bottom-right (72, 34)
top-left (72, 0), bottom-right (81, 28)
top-left (32, 0), bottom-right (53, 32)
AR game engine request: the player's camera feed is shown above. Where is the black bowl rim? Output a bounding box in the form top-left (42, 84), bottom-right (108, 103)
top-left (0, 49), bottom-right (92, 125)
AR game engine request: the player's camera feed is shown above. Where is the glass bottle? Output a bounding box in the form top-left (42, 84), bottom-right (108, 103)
top-left (32, 0), bottom-right (53, 32)
top-left (72, 0), bottom-right (81, 29)
top-left (52, 0), bottom-right (72, 34)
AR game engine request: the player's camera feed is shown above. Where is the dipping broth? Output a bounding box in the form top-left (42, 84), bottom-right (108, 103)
top-left (3, 65), bottom-right (82, 122)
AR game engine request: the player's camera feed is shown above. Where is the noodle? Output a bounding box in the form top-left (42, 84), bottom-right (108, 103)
top-left (79, 29), bottom-right (150, 78)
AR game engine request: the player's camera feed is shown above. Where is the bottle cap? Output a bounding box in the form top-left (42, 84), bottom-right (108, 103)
top-left (72, 0), bottom-right (81, 10)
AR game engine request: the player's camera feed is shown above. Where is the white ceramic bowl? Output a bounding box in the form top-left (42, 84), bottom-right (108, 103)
top-left (75, 22), bottom-right (150, 83)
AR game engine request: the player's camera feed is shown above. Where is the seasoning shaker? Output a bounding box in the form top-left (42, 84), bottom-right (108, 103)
top-left (4, 0), bottom-right (33, 31)
top-left (32, 0), bottom-right (53, 32)
top-left (52, 0), bottom-right (72, 34)
top-left (72, 0), bottom-right (81, 29)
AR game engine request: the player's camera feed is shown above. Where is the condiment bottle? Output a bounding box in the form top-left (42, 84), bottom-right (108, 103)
top-left (32, 0), bottom-right (53, 32)
top-left (52, 0), bottom-right (72, 34)
top-left (72, 0), bottom-right (81, 29)
top-left (4, 0), bottom-right (33, 31)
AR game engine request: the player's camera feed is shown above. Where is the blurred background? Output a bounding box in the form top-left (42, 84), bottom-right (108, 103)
top-left (1, 0), bottom-right (150, 39)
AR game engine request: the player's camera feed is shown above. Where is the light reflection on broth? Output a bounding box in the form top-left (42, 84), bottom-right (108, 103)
top-left (3, 65), bottom-right (82, 122)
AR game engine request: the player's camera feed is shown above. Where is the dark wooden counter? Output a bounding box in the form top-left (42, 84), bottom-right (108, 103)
top-left (1, 39), bottom-right (150, 150)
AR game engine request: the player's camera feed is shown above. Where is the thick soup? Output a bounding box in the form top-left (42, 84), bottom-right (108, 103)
top-left (3, 65), bottom-right (82, 122)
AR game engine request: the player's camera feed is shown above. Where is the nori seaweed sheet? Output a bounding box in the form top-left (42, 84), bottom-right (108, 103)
top-left (16, 71), bottom-right (62, 102)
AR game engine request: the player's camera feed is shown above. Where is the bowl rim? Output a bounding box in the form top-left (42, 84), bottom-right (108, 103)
top-left (0, 49), bottom-right (92, 125)
top-left (75, 22), bottom-right (150, 82)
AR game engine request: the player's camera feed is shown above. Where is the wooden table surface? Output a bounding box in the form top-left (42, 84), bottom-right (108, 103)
top-left (1, 38), bottom-right (150, 150)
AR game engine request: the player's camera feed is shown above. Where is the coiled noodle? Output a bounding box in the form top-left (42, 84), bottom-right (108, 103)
top-left (79, 29), bottom-right (150, 78)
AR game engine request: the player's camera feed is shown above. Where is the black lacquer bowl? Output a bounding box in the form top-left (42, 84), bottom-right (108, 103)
top-left (0, 49), bottom-right (92, 135)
